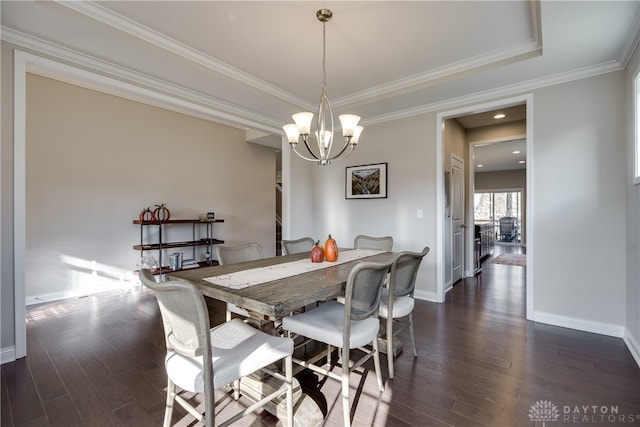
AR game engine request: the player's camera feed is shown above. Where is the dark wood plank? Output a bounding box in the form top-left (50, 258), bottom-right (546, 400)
top-left (41, 394), bottom-right (85, 427)
top-left (1, 370), bottom-right (15, 427)
top-left (1, 358), bottom-right (45, 426)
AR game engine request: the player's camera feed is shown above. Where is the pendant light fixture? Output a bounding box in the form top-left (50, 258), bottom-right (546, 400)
top-left (283, 9), bottom-right (363, 165)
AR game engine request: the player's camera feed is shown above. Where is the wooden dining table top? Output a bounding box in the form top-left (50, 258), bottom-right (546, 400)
top-left (167, 250), bottom-right (396, 319)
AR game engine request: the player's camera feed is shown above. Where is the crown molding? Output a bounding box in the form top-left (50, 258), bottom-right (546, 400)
top-left (618, 4), bottom-right (640, 68)
top-left (53, 0), bottom-right (544, 110)
top-left (335, 0), bottom-right (544, 109)
top-left (364, 60), bottom-right (623, 126)
top-left (1, 27), bottom-right (283, 135)
top-left (2, 23), bottom-right (625, 134)
top-left (53, 0), bottom-right (314, 112)
top-left (335, 41), bottom-right (542, 109)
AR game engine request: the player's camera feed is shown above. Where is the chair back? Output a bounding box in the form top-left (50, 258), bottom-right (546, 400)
top-left (344, 259), bottom-right (395, 322)
top-left (281, 237), bottom-right (315, 255)
top-left (139, 269), bottom-right (212, 359)
top-left (390, 247), bottom-right (430, 297)
top-left (353, 234), bottom-right (394, 251)
top-left (216, 242), bottom-right (263, 265)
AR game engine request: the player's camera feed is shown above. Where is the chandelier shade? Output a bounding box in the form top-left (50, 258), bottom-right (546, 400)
top-left (283, 9), bottom-right (363, 165)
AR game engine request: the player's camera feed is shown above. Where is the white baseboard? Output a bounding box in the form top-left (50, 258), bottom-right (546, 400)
top-left (414, 289), bottom-right (438, 302)
top-left (1, 346), bottom-right (16, 365)
top-left (623, 328), bottom-right (640, 368)
top-left (26, 282), bottom-right (139, 306)
top-left (533, 310), bottom-right (625, 338)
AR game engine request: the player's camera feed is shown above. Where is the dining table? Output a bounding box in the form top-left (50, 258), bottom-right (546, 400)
top-left (166, 248), bottom-right (396, 322)
top-left (166, 248), bottom-right (397, 426)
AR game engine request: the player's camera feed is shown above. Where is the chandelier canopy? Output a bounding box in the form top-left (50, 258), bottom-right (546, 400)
top-left (283, 9), bottom-right (363, 165)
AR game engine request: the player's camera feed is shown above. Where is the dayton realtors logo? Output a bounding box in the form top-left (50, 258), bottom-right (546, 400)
top-left (529, 400), bottom-right (560, 426)
top-left (529, 400), bottom-right (640, 425)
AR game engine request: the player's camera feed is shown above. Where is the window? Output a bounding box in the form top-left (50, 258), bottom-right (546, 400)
top-left (474, 191), bottom-right (522, 243)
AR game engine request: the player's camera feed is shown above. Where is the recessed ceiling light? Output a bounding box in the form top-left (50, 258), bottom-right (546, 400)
top-left (513, 150), bottom-right (520, 154)
top-left (494, 113), bottom-right (506, 119)
top-left (477, 164), bottom-right (484, 168)
top-left (518, 160), bottom-right (526, 164)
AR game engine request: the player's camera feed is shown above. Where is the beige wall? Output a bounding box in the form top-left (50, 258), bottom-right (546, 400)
top-left (532, 72), bottom-right (626, 327)
top-left (1, 44), bottom-right (634, 361)
top-left (297, 114), bottom-right (439, 301)
top-left (24, 74), bottom-right (276, 302)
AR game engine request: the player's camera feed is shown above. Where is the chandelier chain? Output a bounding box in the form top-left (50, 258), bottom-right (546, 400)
top-left (322, 19), bottom-right (327, 96)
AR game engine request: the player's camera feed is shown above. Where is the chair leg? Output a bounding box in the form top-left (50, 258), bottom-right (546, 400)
top-left (372, 335), bottom-right (385, 392)
top-left (386, 315), bottom-right (394, 379)
top-left (341, 347), bottom-right (351, 427)
top-left (163, 378), bottom-right (175, 427)
top-left (408, 313), bottom-right (418, 358)
top-left (285, 354), bottom-right (294, 427)
top-left (233, 379), bottom-right (240, 400)
top-left (204, 376), bottom-right (215, 427)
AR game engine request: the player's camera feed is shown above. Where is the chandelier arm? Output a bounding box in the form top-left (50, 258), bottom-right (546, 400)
top-left (292, 145), bottom-right (323, 162)
top-left (328, 142), bottom-right (356, 162)
top-left (301, 134), bottom-right (320, 160)
top-left (316, 95), bottom-right (334, 162)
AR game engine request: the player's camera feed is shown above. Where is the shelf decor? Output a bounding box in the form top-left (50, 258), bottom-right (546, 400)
top-left (346, 163), bottom-right (388, 199)
top-left (139, 207), bottom-right (155, 222)
top-left (153, 203), bottom-right (171, 222)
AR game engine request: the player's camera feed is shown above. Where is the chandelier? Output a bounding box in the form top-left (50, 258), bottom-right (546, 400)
top-left (283, 9), bottom-right (363, 165)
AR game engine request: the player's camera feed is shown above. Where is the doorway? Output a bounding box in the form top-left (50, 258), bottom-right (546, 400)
top-left (436, 94), bottom-right (533, 320)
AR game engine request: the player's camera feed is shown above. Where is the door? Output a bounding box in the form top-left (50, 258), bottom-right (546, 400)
top-left (451, 155), bottom-right (465, 283)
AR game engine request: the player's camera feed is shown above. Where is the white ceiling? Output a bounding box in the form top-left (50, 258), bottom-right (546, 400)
top-left (2, 1), bottom-right (639, 153)
top-left (456, 104), bottom-right (527, 172)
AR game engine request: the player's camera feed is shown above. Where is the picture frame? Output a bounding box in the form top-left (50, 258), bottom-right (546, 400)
top-left (345, 163), bottom-right (388, 199)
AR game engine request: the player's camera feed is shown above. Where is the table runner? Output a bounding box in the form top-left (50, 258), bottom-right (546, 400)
top-left (204, 249), bottom-right (385, 289)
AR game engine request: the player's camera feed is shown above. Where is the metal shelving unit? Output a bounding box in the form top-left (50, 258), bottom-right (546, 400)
top-left (133, 218), bottom-right (224, 275)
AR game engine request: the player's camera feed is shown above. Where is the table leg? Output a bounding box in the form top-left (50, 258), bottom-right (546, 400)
top-left (240, 371), bottom-right (324, 426)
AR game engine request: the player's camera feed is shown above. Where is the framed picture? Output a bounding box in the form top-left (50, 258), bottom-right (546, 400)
top-left (346, 163), bottom-right (388, 199)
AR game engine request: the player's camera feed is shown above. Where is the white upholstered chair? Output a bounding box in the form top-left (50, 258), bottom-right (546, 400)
top-left (281, 237), bottom-right (315, 255)
top-left (282, 259), bottom-right (394, 427)
top-left (139, 269), bottom-right (294, 427)
top-left (378, 246), bottom-right (430, 379)
top-left (353, 234), bottom-right (394, 251)
top-left (215, 242), bottom-right (263, 321)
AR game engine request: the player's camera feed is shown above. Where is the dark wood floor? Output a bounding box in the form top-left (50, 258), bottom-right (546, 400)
top-left (3, 245), bottom-right (640, 426)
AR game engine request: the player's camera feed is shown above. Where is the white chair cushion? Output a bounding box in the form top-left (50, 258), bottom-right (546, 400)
top-left (165, 318), bottom-right (293, 392)
top-left (378, 288), bottom-right (414, 319)
top-left (282, 301), bottom-right (379, 349)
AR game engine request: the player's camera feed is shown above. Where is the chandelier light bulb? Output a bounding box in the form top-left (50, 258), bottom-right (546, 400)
top-left (292, 112), bottom-right (313, 135)
top-left (338, 114), bottom-right (361, 137)
top-left (283, 123), bottom-right (300, 144)
top-left (351, 126), bottom-right (364, 145)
